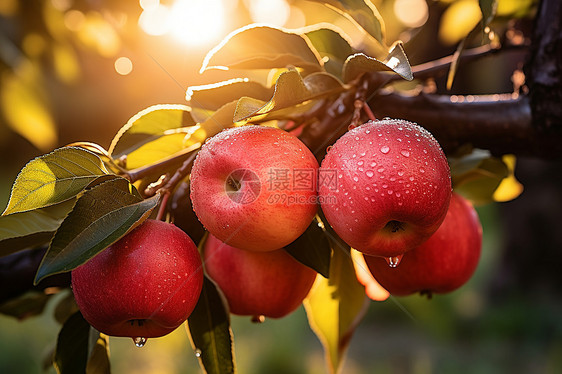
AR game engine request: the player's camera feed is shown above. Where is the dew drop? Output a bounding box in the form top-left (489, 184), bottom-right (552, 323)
top-left (400, 150), bottom-right (410, 157)
top-left (357, 160), bottom-right (364, 166)
top-left (366, 170), bottom-right (374, 178)
top-left (409, 176), bottom-right (415, 182)
top-left (133, 337), bottom-right (147, 348)
top-left (397, 170), bottom-right (404, 176)
top-left (385, 254), bottom-right (404, 268)
top-left (370, 161), bottom-right (377, 167)
top-left (194, 349), bottom-right (202, 358)
top-left (252, 315), bottom-right (266, 323)
top-left (380, 146), bottom-right (390, 154)
top-left (353, 176), bottom-right (359, 182)
top-left (377, 167), bottom-right (385, 173)
top-left (419, 168), bottom-right (426, 173)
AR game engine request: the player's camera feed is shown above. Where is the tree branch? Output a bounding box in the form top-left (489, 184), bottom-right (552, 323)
top-left (524, 0), bottom-right (562, 141)
top-left (368, 91), bottom-right (542, 156)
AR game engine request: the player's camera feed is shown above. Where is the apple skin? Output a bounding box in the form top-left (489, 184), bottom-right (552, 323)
top-left (71, 219), bottom-right (204, 338)
top-left (364, 193), bottom-right (482, 296)
top-left (203, 234), bottom-right (317, 318)
top-left (319, 119), bottom-right (451, 258)
top-left (190, 125), bottom-right (319, 252)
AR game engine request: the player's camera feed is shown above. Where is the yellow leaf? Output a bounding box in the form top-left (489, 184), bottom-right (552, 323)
top-left (351, 249), bottom-right (389, 302)
top-left (493, 154), bottom-right (523, 202)
top-left (0, 62), bottom-right (57, 151)
top-left (439, 0), bottom-right (482, 45)
top-left (304, 247), bottom-right (369, 374)
top-left (52, 43), bottom-right (80, 84)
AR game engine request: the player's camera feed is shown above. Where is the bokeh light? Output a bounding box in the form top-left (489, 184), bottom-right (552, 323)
top-left (114, 56), bottom-right (133, 75)
top-left (394, 0), bottom-right (429, 28)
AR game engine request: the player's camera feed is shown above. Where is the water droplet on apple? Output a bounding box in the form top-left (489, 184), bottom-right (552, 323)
top-left (385, 254), bottom-right (404, 268)
top-left (353, 176), bottom-right (359, 182)
top-left (366, 170), bottom-right (374, 177)
top-left (419, 168), bottom-right (425, 173)
top-left (380, 146), bottom-right (390, 154)
top-left (251, 315), bottom-right (265, 323)
top-left (370, 161), bottom-right (377, 167)
top-left (194, 349), bottom-right (202, 358)
top-left (357, 160), bottom-right (364, 166)
top-left (133, 337), bottom-right (147, 348)
top-left (400, 150), bottom-right (410, 157)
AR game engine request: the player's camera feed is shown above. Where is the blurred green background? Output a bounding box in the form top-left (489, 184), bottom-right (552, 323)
top-left (1, 0), bottom-right (561, 373)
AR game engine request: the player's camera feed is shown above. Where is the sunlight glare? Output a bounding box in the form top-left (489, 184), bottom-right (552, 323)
top-left (247, 0), bottom-right (290, 27)
top-left (169, 0), bottom-right (226, 47)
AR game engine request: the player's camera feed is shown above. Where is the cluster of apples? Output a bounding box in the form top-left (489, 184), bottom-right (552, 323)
top-left (70, 119), bottom-right (482, 345)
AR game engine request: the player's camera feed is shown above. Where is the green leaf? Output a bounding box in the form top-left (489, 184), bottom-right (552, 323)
top-left (187, 276), bottom-right (236, 374)
top-left (285, 218), bottom-right (332, 278)
top-left (0, 199), bottom-right (75, 257)
top-left (306, 0), bottom-right (385, 45)
top-left (304, 246), bottom-right (369, 374)
top-left (450, 149), bottom-right (509, 205)
top-left (86, 331), bottom-right (111, 374)
top-left (187, 79), bottom-right (273, 112)
top-left (2, 147), bottom-right (109, 215)
top-left (304, 25), bottom-right (354, 78)
top-left (233, 70), bottom-right (345, 122)
top-left (446, 25), bottom-right (482, 90)
top-left (0, 290), bottom-right (51, 320)
top-left (479, 0), bottom-right (498, 28)
top-left (342, 42), bottom-right (412, 83)
top-left (34, 178), bottom-right (159, 284)
top-left (109, 104), bottom-right (197, 170)
top-left (183, 101), bottom-right (240, 148)
top-left (201, 25), bottom-right (323, 72)
top-left (54, 311), bottom-right (110, 374)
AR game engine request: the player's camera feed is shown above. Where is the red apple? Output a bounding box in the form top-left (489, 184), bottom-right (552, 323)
top-left (71, 219), bottom-right (204, 342)
top-left (203, 234), bottom-right (317, 319)
top-left (190, 125), bottom-right (319, 252)
top-left (319, 119), bottom-right (451, 259)
top-left (364, 193), bottom-right (482, 296)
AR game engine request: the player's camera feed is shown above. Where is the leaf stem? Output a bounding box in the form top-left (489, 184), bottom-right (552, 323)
top-left (125, 143), bottom-right (200, 183)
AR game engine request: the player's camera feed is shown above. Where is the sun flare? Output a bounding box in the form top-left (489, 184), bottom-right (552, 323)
top-left (138, 0), bottom-right (227, 47)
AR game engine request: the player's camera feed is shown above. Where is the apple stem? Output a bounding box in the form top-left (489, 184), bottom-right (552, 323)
top-left (420, 290), bottom-right (433, 299)
top-left (363, 102), bottom-right (377, 121)
top-left (156, 191), bottom-right (170, 221)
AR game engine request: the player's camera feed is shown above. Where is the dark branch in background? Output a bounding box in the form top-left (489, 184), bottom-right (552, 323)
top-left (369, 92), bottom-right (535, 156)
top-left (524, 0), bottom-right (562, 143)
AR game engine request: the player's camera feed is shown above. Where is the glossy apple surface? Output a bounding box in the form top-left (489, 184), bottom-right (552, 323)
top-left (203, 234), bottom-right (317, 318)
top-left (319, 119), bottom-right (451, 258)
top-left (71, 219), bottom-right (204, 339)
top-left (364, 193), bottom-right (482, 296)
top-left (190, 125), bottom-right (319, 252)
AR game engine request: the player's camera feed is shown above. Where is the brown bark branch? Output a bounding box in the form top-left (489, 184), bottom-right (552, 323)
top-left (367, 92), bottom-right (544, 156)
